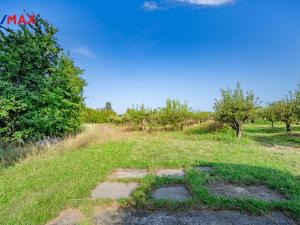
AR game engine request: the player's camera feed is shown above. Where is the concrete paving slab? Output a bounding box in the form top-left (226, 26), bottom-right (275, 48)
top-left (155, 169), bottom-right (185, 178)
top-left (109, 169), bottom-right (148, 179)
top-left (206, 182), bottom-right (285, 201)
top-left (152, 185), bottom-right (191, 202)
top-left (91, 182), bottom-right (139, 200)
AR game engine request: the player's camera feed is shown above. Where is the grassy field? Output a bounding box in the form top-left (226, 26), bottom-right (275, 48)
top-left (0, 122), bottom-right (300, 225)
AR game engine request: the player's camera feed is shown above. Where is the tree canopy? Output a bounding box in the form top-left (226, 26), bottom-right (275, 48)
top-left (214, 83), bottom-right (256, 138)
top-left (0, 15), bottom-right (85, 145)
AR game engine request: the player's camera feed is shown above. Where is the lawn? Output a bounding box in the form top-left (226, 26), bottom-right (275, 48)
top-left (0, 122), bottom-right (299, 225)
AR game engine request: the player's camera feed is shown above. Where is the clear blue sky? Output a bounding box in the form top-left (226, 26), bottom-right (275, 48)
top-left (1, 0), bottom-right (300, 113)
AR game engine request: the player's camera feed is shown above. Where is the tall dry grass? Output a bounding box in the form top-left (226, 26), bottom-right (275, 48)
top-left (0, 124), bottom-right (127, 167)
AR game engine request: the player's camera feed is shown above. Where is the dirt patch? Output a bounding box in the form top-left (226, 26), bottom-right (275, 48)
top-left (109, 169), bottom-right (148, 179)
top-left (47, 208), bottom-right (83, 225)
top-left (151, 185), bottom-right (191, 201)
top-left (94, 207), bottom-right (297, 225)
top-left (91, 182), bottom-right (139, 200)
top-left (94, 206), bottom-right (128, 225)
top-left (155, 169), bottom-right (185, 178)
top-left (206, 181), bottom-right (285, 201)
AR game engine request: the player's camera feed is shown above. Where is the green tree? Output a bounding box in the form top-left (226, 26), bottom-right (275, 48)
top-left (275, 95), bottom-right (297, 132)
top-left (104, 102), bottom-right (113, 111)
top-left (0, 15), bottom-right (85, 144)
top-left (263, 103), bottom-right (279, 127)
top-left (81, 105), bottom-right (117, 124)
top-left (214, 83), bottom-right (256, 138)
top-left (158, 99), bottom-right (190, 130)
top-left (124, 104), bottom-right (148, 130)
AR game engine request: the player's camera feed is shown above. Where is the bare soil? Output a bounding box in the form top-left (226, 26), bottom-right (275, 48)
top-left (46, 209), bottom-right (82, 225)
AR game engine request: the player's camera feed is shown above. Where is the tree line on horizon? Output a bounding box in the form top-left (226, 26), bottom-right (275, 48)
top-left (1, 15), bottom-right (300, 150)
top-left (81, 99), bottom-right (212, 131)
top-left (81, 82), bottom-right (300, 138)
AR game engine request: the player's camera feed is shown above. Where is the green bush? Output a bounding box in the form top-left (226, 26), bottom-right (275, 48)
top-left (0, 16), bottom-right (85, 145)
top-left (124, 104), bottom-right (151, 130)
top-left (157, 99), bottom-right (190, 130)
top-left (122, 99), bottom-right (210, 131)
top-left (80, 106), bottom-right (117, 123)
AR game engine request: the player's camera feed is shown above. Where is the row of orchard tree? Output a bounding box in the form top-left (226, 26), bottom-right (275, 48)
top-left (214, 83), bottom-right (300, 138)
top-left (1, 15), bottom-right (299, 146)
top-left (96, 83), bottom-right (300, 137)
top-left (121, 99), bottom-right (211, 131)
top-left (259, 96), bottom-right (299, 132)
top-left (81, 100), bottom-right (211, 131)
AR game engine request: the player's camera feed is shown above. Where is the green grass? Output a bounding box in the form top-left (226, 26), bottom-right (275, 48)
top-left (0, 122), bottom-right (300, 225)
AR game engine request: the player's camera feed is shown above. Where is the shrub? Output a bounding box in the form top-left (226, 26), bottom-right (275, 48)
top-left (157, 99), bottom-right (190, 130)
top-left (189, 111), bottom-right (212, 124)
top-left (124, 104), bottom-right (151, 131)
top-left (185, 120), bottom-right (223, 135)
top-left (122, 99), bottom-right (197, 131)
top-left (0, 16), bottom-right (85, 145)
top-left (81, 106), bottom-right (116, 123)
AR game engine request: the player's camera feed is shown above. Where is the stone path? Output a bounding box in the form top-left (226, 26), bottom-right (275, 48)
top-left (206, 181), bottom-right (285, 201)
top-left (152, 185), bottom-right (191, 201)
top-left (155, 169), bottom-right (185, 178)
top-left (47, 168), bottom-right (297, 225)
top-left (91, 182), bottom-right (139, 200)
top-left (109, 169), bottom-right (148, 179)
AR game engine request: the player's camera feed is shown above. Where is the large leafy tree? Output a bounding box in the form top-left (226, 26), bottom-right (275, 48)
top-left (263, 103), bottom-right (280, 127)
top-left (0, 15), bottom-right (85, 144)
top-left (214, 83), bottom-right (256, 138)
top-left (274, 95), bottom-right (297, 132)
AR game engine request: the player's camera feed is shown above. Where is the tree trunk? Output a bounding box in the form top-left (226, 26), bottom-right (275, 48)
top-left (271, 121), bottom-right (274, 128)
top-left (236, 126), bottom-right (242, 138)
top-left (286, 123), bottom-right (292, 132)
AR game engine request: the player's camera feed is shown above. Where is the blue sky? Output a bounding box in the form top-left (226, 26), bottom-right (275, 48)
top-left (1, 0), bottom-right (300, 113)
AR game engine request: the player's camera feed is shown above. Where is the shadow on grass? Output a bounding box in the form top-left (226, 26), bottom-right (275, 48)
top-left (244, 125), bottom-right (300, 148)
top-left (244, 126), bottom-right (288, 134)
top-left (131, 161), bottom-right (300, 222)
top-left (252, 133), bottom-right (300, 148)
top-left (186, 123), bottom-right (300, 148)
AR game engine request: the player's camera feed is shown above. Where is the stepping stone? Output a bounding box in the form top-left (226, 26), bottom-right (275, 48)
top-left (91, 182), bottom-right (139, 200)
top-left (206, 182), bottom-right (285, 201)
top-left (109, 169), bottom-right (148, 179)
top-left (152, 185), bottom-right (191, 202)
top-left (155, 169), bottom-right (185, 178)
top-left (195, 166), bottom-right (213, 172)
top-left (47, 209), bottom-right (82, 225)
top-left (93, 208), bottom-right (297, 225)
